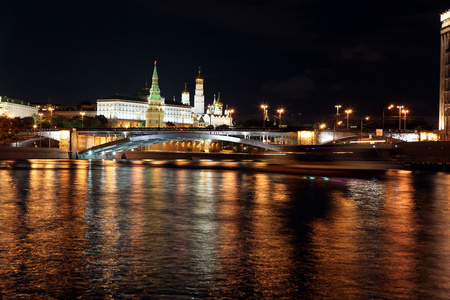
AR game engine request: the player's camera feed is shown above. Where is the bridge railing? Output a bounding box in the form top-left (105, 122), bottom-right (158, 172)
top-left (73, 127), bottom-right (287, 132)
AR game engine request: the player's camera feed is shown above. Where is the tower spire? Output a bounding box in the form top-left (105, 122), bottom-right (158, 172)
top-left (149, 61), bottom-right (161, 102)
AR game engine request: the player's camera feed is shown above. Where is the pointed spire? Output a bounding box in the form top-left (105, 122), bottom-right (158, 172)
top-left (149, 60), bottom-right (161, 102)
top-left (182, 82), bottom-right (189, 94)
top-left (216, 92), bottom-right (223, 106)
top-left (152, 61), bottom-right (158, 79)
top-left (196, 66), bottom-right (203, 79)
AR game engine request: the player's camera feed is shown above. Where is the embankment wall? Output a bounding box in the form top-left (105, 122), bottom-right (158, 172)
top-left (0, 147), bottom-right (69, 160)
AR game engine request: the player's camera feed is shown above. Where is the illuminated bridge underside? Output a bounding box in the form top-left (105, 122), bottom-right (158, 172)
top-left (78, 132), bottom-right (282, 159)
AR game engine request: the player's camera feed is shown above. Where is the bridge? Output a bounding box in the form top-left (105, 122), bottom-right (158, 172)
top-left (14, 128), bottom-right (425, 159)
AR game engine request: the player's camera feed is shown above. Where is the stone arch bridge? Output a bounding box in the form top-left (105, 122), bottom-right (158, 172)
top-left (15, 128), bottom-right (420, 159)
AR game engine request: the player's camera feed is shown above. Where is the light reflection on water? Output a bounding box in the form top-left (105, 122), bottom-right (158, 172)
top-left (1, 160), bottom-right (450, 298)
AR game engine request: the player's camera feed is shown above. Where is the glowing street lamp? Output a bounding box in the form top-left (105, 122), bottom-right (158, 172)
top-left (80, 111), bottom-right (86, 127)
top-left (319, 123), bottom-right (326, 129)
top-left (277, 108), bottom-right (284, 126)
top-left (261, 104), bottom-right (268, 128)
top-left (335, 105), bottom-right (341, 126)
top-left (402, 109), bottom-right (409, 130)
top-left (109, 105), bottom-right (115, 120)
top-left (208, 104), bottom-right (214, 127)
top-left (360, 116), bottom-right (370, 140)
top-left (397, 106), bottom-right (404, 130)
top-left (383, 104), bottom-right (394, 130)
top-left (48, 107), bottom-right (54, 127)
top-left (345, 109), bottom-right (352, 129)
top-left (228, 109), bottom-right (234, 127)
top-left (38, 113), bottom-right (43, 147)
top-left (157, 106), bottom-right (162, 129)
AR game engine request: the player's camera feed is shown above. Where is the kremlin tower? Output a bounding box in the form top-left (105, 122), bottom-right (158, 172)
top-left (193, 67), bottom-right (205, 115)
top-left (145, 61), bottom-right (165, 127)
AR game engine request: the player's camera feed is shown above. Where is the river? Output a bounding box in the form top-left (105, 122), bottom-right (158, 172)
top-left (1, 159), bottom-right (450, 299)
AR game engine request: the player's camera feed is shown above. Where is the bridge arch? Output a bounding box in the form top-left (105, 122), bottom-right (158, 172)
top-left (78, 132), bottom-right (282, 159)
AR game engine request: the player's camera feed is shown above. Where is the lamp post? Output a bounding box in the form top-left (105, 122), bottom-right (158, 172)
top-left (360, 116), bottom-right (370, 140)
top-left (335, 105), bottom-right (341, 126)
top-left (277, 108), bottom-right (284, 126)
top-left (158, 106), bottom-right (162, 129)
top-left (48, 107), bottom-right (54, 128)
top-left (402, 109), bottom-right (409, 130)
top-left (345, 109), bottom-right (352, 129)
top-left (228, 109), bottom-right (234, 127)
top-left (80, 111), bottom-right (85, 128)
top-left (397, 105), bottom-right (404, 130)
top-left (382, 104), bottom-right (394, 130)
top-left (38, 113), bottom-right (43, 148)
top-left (261, 104), bottom-right (268, 128)
top-left (208, 104), bottom-right (214, 127)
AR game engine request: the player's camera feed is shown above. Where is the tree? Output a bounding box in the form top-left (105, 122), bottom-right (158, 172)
top-left (0, 116), bottom-right (20, 144)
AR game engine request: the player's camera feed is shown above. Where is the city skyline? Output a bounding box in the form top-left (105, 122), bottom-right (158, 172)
top-left (0, 0), bottom-right (449, 123)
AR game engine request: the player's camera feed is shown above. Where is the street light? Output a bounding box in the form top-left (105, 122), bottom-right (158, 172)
top-left (48, 107), bottom-right (54, 128)
top-left (345, 109), bottom-right (352, 129)
top-left (277, 108), bottom-right (284, 126)
top-left (402, 109), bottom-right (409, 130)
top-left (397, 105), bottom-right (404, 130)
top-left (38, 113), bottom-right (43, 147)
top-left (261, 104), bottom-right (268, 128)
top-left (158, 106), bottom-right (162, 129)
top-left (335, 105), bottom-right (341, 126)
top-left (208, 104), bottom-right (214, 127)
top-left (382, 104), bottom-right (394, 130)
top-left (360, 116), bottom-right (370, 140)
top-left (109, 105), bottom-right (115, 120)
top-left (80, 111), bottom-right (85, 127)
top-left (228, 109), bottom-right (234, 127)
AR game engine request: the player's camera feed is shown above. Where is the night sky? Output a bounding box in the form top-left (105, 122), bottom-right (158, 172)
top-left (1, 0), bottom-right (449, 125)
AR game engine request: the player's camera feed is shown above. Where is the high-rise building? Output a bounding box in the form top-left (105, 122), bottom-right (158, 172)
top-left (439, 9), bottom-right (450, 135)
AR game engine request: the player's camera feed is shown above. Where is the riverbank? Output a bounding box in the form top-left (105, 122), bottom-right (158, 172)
top-left (0, 146), bottom-right (69, 160)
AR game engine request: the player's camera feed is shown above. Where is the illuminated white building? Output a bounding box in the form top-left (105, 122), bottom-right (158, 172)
top-left (439, 9), bottom-right (450, 135)
top-left (97, 96), bottom-right (147, 121)
top-left (193, 67), bottom-right (205, 115)
top-left (97, 63), bottom-right (232, 128)
top-left (0, 96), bottom-right (38, 118)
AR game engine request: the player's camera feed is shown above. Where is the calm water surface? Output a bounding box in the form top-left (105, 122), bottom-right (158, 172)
top-left (1, 159), bottom-right (450, 299)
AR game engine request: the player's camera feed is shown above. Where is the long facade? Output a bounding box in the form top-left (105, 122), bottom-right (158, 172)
top-left (0, 96), bottom-right (38, 118)
top-left (97, 63), bottom-right (232, 128)
top-left (439, 10), bottom-right (450, 134)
